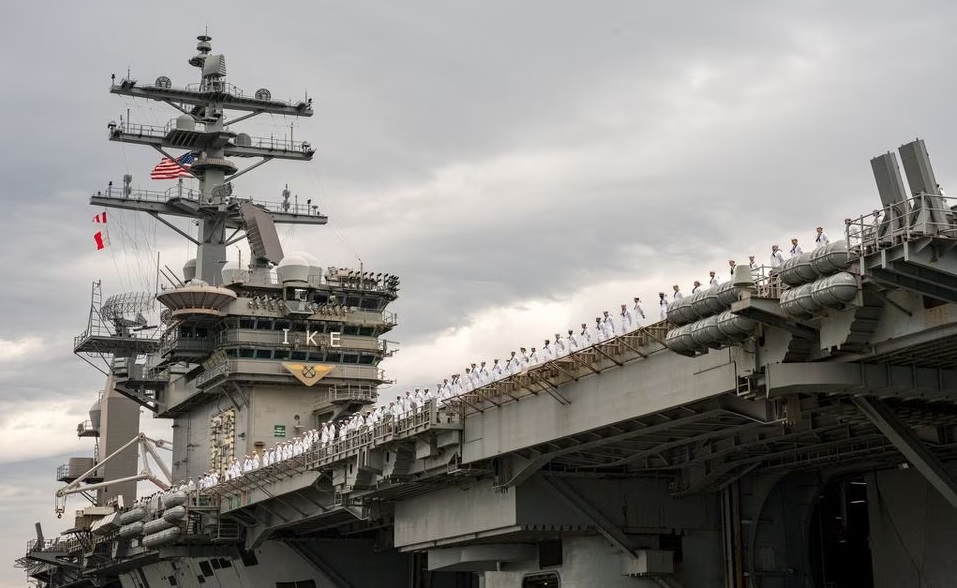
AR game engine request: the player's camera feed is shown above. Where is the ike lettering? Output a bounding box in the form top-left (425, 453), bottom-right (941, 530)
top-left (280, 329), bottom-right (342, 347)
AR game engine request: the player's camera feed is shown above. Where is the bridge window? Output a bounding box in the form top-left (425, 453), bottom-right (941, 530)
top-left (523, 572), bottom-right (560, 588)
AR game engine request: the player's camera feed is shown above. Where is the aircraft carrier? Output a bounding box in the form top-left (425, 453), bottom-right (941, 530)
top-left (15, 35), bottom-right (957, 588)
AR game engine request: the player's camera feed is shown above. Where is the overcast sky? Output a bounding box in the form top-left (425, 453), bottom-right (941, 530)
top-left (3, 1), bottom-right (957, 585)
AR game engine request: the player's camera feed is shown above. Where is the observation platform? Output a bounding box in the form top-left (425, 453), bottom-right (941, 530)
top-left (89, 182), bottom-right (327, 227)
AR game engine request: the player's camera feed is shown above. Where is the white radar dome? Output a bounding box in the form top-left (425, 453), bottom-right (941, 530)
top-left (276, 252), bottom-right (321, 284)
top-left (175, 114), bottom-right (196, 131)
top-left (221, 260), bottom-right (246, 285)
top-left (183, 259), bottom-right (197, 282)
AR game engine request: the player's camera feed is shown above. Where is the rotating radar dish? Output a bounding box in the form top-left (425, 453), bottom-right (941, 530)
top-left (101, 292), bottom-right (156, 330)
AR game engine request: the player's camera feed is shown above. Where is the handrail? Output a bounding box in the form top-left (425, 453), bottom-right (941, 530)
top-left (208, 324), bottom-right (675, 498)
top-left (93, 180), bottom-right (321, 218)
top-left (111, 118), bottom-right (312, 154)
top-left (847, 192), bottom-right (957, 256)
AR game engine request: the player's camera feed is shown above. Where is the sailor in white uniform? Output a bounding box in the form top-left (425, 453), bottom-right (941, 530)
top-left (553, 333), bottom-right (566, 357)
top-left (673, 285), bottom-right (684, 300)
top-left (490, 359), bottom-right (503, 380)
top-left (601, 310), bottom-right (615, 339)
top-left (633, 297), bottom-right (645, 323)
top-left (814, 226), bottom-right (829, 249)
top-left (770, 246), bottom-right (784, 269)
top-left (479, 361), bottom-right (490, 383)
top-left (691, 280), bottom-right (702, 294)
top-left (506, 352), bottom-right (521, 375)
top-left (566, 329), bottom-right (580, 353)
top-left (595, 317), bottom-right (608, 342)
top-left (619, 304), bottom-right (634, 334)
top-left (404, 390), bottom-right (418, 414)
top-left (659, 292), bottom-right (669, 320)
top-left (580, 323), bottom-right (593, 347)
top-left (709, 271), bottom-right (720, 287)
top-left (540, 340), bottom-right (553, 362)
top-left (728, 260), bottom-right (736, 277)
top-left (789, 238), bottom-right (803, 257)
top-left (449, 377), bottom-right (460, 397)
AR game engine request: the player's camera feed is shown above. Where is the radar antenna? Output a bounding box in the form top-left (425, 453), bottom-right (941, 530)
top-left (91, 35), bottom-right (326, 285)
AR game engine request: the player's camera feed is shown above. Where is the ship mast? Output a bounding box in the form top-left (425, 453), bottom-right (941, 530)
top-left (93, 34), bottom-right (324, 284)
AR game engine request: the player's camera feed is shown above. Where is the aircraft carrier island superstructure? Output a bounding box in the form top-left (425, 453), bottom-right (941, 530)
top-left (17, 36), bottom-right (957, 588)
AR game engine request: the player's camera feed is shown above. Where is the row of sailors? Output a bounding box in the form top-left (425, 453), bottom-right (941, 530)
top-left (195, 285), bottom-right (713, 490)
top-left (422, 301), bottom-right (651, 401)
top-left (189, 224), bottom-right (879, 491)
top-left (196, 303), bottom-right (666, 489)
top-left (133, 479), bottom-right (199, 508)
top-left (771, 228), bottom-right (833, 267)
top-left (653, 229), bottom-right (834, 317)
top-left (198, 403), bottom-right (437, 488)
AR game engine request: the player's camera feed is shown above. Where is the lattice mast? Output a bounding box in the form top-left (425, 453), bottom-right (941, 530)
top-left (92, 34), bottom-right (326, 284)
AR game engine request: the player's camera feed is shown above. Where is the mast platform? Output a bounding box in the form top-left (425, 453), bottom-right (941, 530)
top-left (90, 183), bottom-right (327, 226)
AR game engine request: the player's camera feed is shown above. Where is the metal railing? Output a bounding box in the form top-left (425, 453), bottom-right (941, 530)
top-left (329, 384), bottom-right (377, 404)
top-left (111, 118), bottom-right (313, 154)
top-left (184, 81), bottom-right (246, 96)
top-left (212, 403), bottom-right (459, 500)
top-left (195, 361), bottom-right (230, 388)
top-left (94, 180), bottom-right (322, 218)
top-left (846, 193), bottom-right (957, 255)
top-left (211, 326), bottom-right (679, 499)
top-left (450, 321), bottom-right (673, 416)
top-left (751, 264), bottom-right (782, 299)
top-left (76, 421), bottom-right (98, 436)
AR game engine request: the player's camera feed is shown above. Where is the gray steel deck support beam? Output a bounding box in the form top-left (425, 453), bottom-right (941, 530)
top-left (284, 540), bottom-right (354, 588)
top-left (542, 476), bottom-right (636, 559)
top-left (852, 396), bottom-right (957, 508)
top-left (730, 296), bottom-right (818, 340)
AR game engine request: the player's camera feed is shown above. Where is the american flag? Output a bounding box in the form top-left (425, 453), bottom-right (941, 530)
top-left (150, 152), bottom-right (197, 180)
